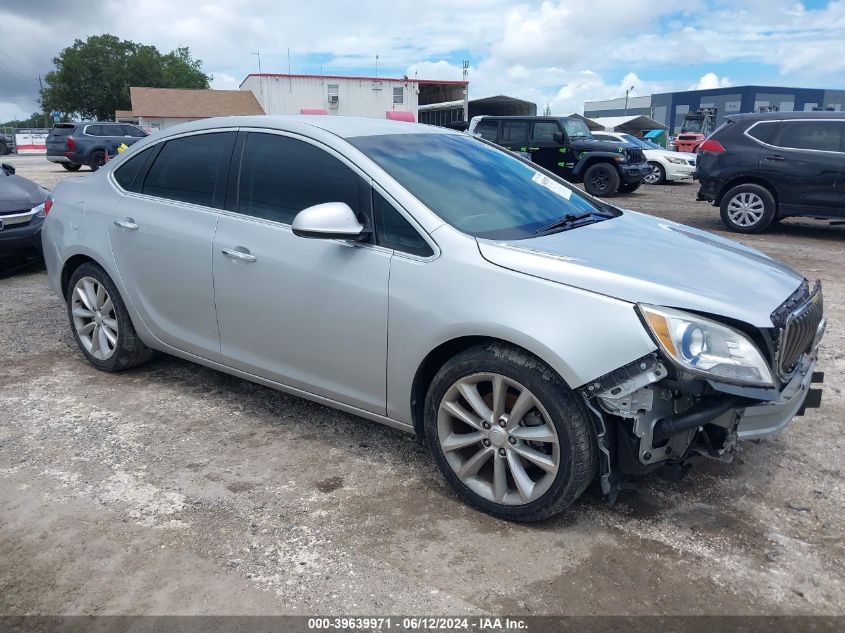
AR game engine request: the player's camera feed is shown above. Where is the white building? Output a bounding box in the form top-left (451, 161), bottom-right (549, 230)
top-left (240, 73), bottom-right (469, 125)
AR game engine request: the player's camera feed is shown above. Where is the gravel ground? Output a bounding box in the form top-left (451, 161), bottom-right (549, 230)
top-left (1, 155), bottom-right (843, 616)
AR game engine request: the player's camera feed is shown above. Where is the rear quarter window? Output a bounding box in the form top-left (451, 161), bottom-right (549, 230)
top-left (746, 121), bottom-right (780, 144)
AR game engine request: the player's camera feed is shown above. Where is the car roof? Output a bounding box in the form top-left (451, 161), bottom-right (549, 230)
top-left (146, 115), bottom-right (460, 139)
top-left (726, 111), bottom-right (845, 123)
top-left (474, 115), bottom-right (573, 121)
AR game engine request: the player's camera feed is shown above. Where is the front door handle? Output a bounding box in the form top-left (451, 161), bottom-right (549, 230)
top-left (113, 218), bottom-right (139, 230)
top-left (765, 155), bottom-right (785, 161)
top-left (222, 247), bottom-right (257, 263)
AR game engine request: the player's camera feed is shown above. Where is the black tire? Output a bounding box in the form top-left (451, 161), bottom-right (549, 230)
top-left (0, 142), bottom-right (9, 156)
top-left (66, 261), bottom-right (153, 372)
top-left (643, 162), bottom-right (665, 185)
top-left (424, 342), bottom-right (597, 522)
top-left (719, 183), bottom-right (776, 233)
top-left (583, 162), bottom-right (620, 197)
top-left (89, 150), bottom-right (106, 172)
top-left (618, 181), bottom-right (641, 194)
top-left (62, 163), bottom-right (82, 171)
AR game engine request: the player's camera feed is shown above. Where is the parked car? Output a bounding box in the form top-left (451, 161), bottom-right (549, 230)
top-left (591, 131), bottom-right (697, 185)
top-left (46, 122), bottom-right (147, 172)
top-left (0, 132), bottom-right (13, 155)
top-left (0, 162), bottom-right (51, 257)
top-left (468, 115), bottom-right (650, 197)
top-left (42, 116), bottom-right (825, 521)
top-left (696, 112), bottom-right (845, 233)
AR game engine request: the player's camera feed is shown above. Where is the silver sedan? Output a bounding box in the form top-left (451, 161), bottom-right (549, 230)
top-left (41, 116), bottom-right (825, 521)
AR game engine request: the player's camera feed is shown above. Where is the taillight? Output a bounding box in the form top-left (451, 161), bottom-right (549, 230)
top-left (43, 197), bottom-right (53, 216)
top-left (66, 136), bottom-right (76, 151)
top-left (699, 139), bottom-right (726, 153)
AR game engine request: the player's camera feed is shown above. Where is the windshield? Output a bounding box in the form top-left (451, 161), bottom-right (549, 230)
top-left (620, 134), bottom-right (651, 149)
top-left (561, 119), bottom-right (593, 139)
top-left (350, 133), bottom-right (616, 240)
top-left (641, 139), bottom-right (662, 149)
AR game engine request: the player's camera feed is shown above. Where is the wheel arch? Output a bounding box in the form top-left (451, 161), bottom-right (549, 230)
top-left (716, 176), bottom-right (779, 207)
top-left (572, 154), bottom-right (618, 178)
top-left (409, 335), bottom-right (573, 439)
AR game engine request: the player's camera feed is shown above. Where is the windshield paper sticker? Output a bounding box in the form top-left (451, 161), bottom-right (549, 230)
top-left (531, 172), bottom-right (572, 200)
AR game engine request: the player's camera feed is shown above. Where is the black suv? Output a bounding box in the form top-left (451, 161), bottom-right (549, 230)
top-left (46, 122), bottom-right (147, 172)
top-left (696, 112), bottom-right (845, 233)
top-left (0, 132), bottom-right (12, 155)
top-left (468, 115), bottom-right (650, 197)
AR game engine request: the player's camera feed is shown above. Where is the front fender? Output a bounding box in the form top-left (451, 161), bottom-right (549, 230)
top-left (572, 153), bottom-right (621, 178)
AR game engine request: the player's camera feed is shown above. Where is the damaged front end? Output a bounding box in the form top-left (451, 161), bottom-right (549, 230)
top-left (580, 282), bottom-right (826, 502)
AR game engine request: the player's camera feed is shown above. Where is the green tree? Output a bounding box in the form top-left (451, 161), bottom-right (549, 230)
top-left (41, 34), bottom-right (211, 121)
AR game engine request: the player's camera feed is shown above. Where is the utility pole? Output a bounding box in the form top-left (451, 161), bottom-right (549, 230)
top-left (37, 74), bottom-right (47, 128)
top-left (375, 53), bottom-right (379, 78)
top-left (251, 51), bottom-right (263, 105)
top-left (624, 85), bottom-right (635, 115)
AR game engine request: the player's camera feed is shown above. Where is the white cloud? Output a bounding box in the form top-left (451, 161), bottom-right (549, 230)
top-left (689, 73), bottom-right (732, 90)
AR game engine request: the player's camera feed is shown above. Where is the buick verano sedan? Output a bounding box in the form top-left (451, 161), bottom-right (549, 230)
top-left (42, 116), bottom-right (825, 521)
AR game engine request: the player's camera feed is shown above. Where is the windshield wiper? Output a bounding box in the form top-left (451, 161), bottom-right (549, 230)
top-left (534, 212), bottom-right (596, 236)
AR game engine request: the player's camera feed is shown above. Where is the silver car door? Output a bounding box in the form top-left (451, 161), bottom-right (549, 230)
top-left (212, 131), bottom-right (390, 414)
top-left (108, 130), bottom-right (237, 360)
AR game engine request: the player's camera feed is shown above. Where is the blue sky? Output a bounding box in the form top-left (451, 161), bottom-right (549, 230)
top-left (2, 0), bottom-right (845, 120)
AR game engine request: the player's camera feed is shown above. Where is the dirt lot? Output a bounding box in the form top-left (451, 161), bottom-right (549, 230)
top-left (1, 154), bottom-right (843, 616)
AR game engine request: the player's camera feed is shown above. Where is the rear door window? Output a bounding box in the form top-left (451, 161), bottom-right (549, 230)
top-left (776, 120), bottom-right (844, 152)
top-left (85, 125), bottom-right (104, 137)
top-left (501, 120), bottom-right (529, 144)
top-left (123, 125), bottom-right (146, 138)
top-left (141, 132), bottom-right (236, 207)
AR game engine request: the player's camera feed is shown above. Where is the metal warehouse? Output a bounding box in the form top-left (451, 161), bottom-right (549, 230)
top-left (585, 85), bottom-right (845, 135)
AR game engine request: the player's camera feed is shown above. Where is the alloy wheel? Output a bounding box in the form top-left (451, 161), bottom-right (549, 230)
top-left (437, 373), bottom-right (560, 506)
top-left (643, 164), bottom-right (661, 184)
top-left (71, 276), bottom-right (118, 360)
top-left (727, 192), bottom-right (765, 227)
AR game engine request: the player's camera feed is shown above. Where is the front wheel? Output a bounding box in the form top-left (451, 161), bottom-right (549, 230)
top-left (643, 162), bottom-right (665, 185)
top-left (719, 184), bottom-right (776, 233)
top-left (62, 163), bottom-right (82, 171)
top-left (425, 343), bottom-right (596, 522)
top-left (66, 262), bottom-right (153, 371)
top-left (583, 163), bottom-right (620, 197)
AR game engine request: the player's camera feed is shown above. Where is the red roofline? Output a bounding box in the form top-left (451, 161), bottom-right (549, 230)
top-left (239, 73), bottom-right (468, 88)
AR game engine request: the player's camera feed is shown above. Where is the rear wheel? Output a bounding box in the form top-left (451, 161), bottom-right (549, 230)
top-left (643, 162), bottom-right (665, 185)
top-left (0, 142), bottom-right (9, 156)
top-left (62, 163), bottom-right (82, 171)
top-left (720, 183), bottom-right (776, 233)
top-left (425, 343), bottom-right (596, 522)
top-left (583, 163), bottom-right (620, 197)
top-left (618, 181), bottom-right (641, 194)
top-left (89, 150), bottom-right (106, 172)
top-left (66, 262), bottom-right (153, 372)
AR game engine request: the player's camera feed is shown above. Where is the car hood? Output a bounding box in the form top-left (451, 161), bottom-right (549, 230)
top-left (645, 149), bottom-right (696, 161)
top-left (476, 210), bottom-right (804, 328)
top-left (0, 175), bottom-right (48, 213)
top-left (572, 139), bottom-right (627, 153)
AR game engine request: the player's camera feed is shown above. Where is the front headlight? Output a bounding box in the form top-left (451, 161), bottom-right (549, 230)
top-left (664, 156), bottom-right (687, 165)
top-left (638, 304), bottom-right (775, 387)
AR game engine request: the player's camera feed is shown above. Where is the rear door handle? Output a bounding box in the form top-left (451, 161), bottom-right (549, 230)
top-left (113, 218), bottom-right (139, 230)
top-left (765, 155), bottom-right (785, 161)
top-left (222, 247), bottom-right (257, 263)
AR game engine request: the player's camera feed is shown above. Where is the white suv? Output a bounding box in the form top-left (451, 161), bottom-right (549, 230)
top-left (593, 132), bottom-right (696, 185)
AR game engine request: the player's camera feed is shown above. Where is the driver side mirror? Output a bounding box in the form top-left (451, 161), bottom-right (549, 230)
top-left (552, 132), bottom-right (564, 144)
top-left (292, 202), bottom-right (368, 241)
top-left (1, 163), bottom-right (15, 175)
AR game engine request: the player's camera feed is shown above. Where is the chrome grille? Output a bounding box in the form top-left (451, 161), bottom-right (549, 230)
top-left (777, 283), bottom-right (823, 376)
